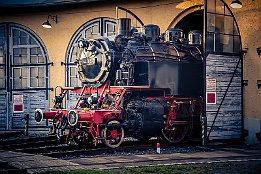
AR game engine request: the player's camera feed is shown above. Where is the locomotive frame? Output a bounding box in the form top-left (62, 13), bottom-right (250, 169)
top-left (35, 80), bottom-right (202, 148)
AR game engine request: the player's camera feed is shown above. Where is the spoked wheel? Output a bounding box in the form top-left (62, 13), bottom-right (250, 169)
top-left (101, 120), bottom-right (124, 148)
top-left (162, 125), bottom-right (189, 144)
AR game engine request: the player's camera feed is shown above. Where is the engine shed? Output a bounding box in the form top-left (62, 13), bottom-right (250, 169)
top-left (0, 0), bottom-right (260, 145)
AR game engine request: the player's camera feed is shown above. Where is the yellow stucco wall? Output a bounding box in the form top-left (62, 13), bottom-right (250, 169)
top-left (0, 0), bottom-right (194, 103)
top-left (0, 0), bottom-right (260, 121)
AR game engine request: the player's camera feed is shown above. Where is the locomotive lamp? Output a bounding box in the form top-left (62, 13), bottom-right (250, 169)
top-left (68, 110), bottom-right (79, 126)
top-left (42, 15), bottom-right (58, 29)
top-left (230, 0), bottom-right (242, 9)
top-left (35, 109), bottom-right (43, 123)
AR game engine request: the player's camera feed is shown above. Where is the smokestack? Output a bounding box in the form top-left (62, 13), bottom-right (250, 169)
top-left (117, 18), bottom-right (131, 36)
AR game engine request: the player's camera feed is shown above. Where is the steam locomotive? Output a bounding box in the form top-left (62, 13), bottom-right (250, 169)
top-left (35, 11), bottom-right (203, 148)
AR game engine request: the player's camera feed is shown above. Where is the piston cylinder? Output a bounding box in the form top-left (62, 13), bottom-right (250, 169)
top-left (44, 111), bottom-right (59, 120)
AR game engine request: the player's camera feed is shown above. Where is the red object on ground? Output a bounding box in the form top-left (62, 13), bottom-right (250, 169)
top-left (157, 143), bottom-right (160, 154)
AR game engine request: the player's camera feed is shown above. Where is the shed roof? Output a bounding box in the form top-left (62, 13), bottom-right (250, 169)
top-left (0, 0), bottom-right (105, 8)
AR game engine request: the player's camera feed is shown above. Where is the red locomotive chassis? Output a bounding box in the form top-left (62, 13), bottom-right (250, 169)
top-left (35, 81), bottom-right (202, 148)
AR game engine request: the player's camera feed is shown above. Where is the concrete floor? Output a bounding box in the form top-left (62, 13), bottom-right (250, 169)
top-left (0, 145), bottom-right (261, 174)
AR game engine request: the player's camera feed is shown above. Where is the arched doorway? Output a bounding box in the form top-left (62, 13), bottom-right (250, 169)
top-left (169, 0), bottom-right (242, 142)
top-left (204, 0), bottom-right (242, 141)
top-left (168, 5), bottom-right (204, 49)
top-left (175, 10), bottom-right (203, 36)
top-left (65, 17), bottom-right (116, 108)
top-left (0, 23), bottom-right (51, 132)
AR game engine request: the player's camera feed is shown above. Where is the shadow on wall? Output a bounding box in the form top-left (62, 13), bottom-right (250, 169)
top-left (257, 132), bottom-right (261, 143)
top-left (244, 118), bottom-right (261, 145)
top-left (236, 1), bottom-right (261, 146)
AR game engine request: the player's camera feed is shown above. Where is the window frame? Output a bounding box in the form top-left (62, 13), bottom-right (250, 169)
top-left (9, 26), bottom-right (49, 90)
top-left (205, 0), bottom-right (242, 55)
top-left (65, 17), bottom-right (116, 87)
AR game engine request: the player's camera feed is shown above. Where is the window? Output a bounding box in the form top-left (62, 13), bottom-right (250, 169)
top-left (0, 26), bottom-right (5, 89)
top-left (11, 27), bottom-right (48, 89)
top-left (206, 0), bottom-right (241, 54)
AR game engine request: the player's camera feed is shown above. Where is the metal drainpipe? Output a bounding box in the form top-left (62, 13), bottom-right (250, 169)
top-left (6, 92), bottom-right (10, 130)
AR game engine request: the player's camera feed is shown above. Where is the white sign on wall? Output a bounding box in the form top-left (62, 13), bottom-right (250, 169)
top-left (13, 94), bottom-right (24, 112)
top-left (206, 78), bottom-right (217, 105)
top-left (206, 78), bottom-right (216, 91)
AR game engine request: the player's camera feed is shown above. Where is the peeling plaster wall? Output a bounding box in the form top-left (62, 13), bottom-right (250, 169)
top-left (0, 0), bottom-right (187, 97)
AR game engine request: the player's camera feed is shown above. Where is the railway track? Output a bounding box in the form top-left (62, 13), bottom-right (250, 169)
top-left (2, 134), bottom-right (258, 173)
top-left (36, 142), bottom-right (164, 158)
top-left (14, 139), bottom-right (161, 156)
top-left (13, 137), bottom-right (202, 159)
top-left (1, 144), bottom-right (260, 173)
top-left (0, 133), bottom-right (202, 159)
top-left (0, 135), bottom-right (59, 151)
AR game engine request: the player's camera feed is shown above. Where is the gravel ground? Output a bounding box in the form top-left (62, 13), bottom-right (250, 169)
top-left (62, 145), bottom-right (209, 159)
top-left (100, 146), bottom-right (209, 156)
